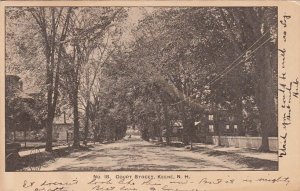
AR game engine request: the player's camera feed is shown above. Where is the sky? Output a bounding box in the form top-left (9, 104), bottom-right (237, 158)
top-left (120, 7), bottom-right (155, 43)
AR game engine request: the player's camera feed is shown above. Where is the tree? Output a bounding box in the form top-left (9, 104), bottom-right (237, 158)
top-left (217, 7), bottom-right (277, 151)
top-left (27, 7), bottom-right (73, 151)
top-left (129, 8), bottom-right (230, 146)
top-left (127, 7), bottom-right (277, 151)
top-left (79, 20), bottom-right (124, 145)
top-left (60, 7), bottom-right (126, 147)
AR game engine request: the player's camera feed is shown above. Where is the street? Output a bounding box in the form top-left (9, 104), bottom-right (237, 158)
top-left (39, 136), bottom-right (278, 171)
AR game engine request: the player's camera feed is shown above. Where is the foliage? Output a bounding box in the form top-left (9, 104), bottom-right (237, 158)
top-left (6, 7), bottom-right (278, 151)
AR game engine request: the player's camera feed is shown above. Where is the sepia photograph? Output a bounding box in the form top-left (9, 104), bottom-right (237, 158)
top-left (5, 6), bottom-right (278, 172)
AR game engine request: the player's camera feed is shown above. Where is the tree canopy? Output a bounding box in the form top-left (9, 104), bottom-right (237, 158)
top-left (6, 7), bottom-right (278, 151)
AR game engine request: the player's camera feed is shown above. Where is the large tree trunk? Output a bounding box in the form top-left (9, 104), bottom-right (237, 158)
top-left (94, 121), bottom-right (101, 143)
top-left (45, 60), bottom-right (60, 152)
top-left (182, 121), bottom-right (189, 145)
top-left (186, 118), bottom-right (195, 150)
top-left (45, 77), bottom-right (56, 151)
top-left (162, 104), bottom-right (171, 145)
top-left (93, 122), bottom-right (98, 143)
top-left (84, 100), bottom-right (90, 145)
top-left (72, 92), bottom-right (80, 148)
top-left (179, 103), bottom-right (188, 145)
top-left (156, 107), bottom-right (163, 142)
top-left (45, 56), bottom-right (54, 152)
top-left (255, 45), bottom-right (276, 152)
top-left (13, 131), bottom-right (16, 142)
top-left (45, 116), bottom-right (54, 151)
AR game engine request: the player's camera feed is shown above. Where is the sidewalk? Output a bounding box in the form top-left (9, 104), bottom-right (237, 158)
top-left (192, 143), bottom-right (278, 162)
top-left (19, 144), bottom-right (70, 157)
top-left (18, 142), bottom-right (95, 157)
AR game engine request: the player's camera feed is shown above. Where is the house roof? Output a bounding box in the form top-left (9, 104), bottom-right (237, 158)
top-left (18, 92), bottom-right (33, 100)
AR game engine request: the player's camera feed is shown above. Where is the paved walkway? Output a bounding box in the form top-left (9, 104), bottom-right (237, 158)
top-left (192, 143), bottom-right (278, 162)
top-left (19, 145), bottom-right (69, 157)
top-left (37, 136), bottom-right (277, 171)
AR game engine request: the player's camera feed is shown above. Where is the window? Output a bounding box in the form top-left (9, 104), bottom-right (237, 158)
top-left (234, 125), bottom-right (238, 129)
top-left (208, 115), bottom-right (214, 121)
top-left (209, 125), bottom-right (214, 132)
top-left (226, 125), bottom-right (230, 130)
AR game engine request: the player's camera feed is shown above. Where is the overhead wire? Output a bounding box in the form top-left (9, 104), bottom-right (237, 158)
top-left (208, 35), bottom-right (272, 87)
top-left (171, 31), bottom-right (272, 106)
top-left (206, 31), bottom-right (270, 86)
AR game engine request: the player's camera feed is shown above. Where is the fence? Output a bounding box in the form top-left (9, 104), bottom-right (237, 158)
top-left (210, 136), bottom-right (278, 151)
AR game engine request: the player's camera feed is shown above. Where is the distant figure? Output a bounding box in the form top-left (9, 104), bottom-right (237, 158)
top-left (125, 126), bottom-right (141, 140)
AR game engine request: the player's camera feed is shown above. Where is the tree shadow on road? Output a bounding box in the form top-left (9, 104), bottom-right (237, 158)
top-left (206, 150), bottom-right (278, 170)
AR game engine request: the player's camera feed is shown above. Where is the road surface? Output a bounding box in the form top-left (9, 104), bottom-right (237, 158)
top-left (39, 136), bottom-right (277, 171)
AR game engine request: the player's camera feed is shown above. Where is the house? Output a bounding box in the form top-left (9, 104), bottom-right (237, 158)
top-left (5, 74), bottom-right (36, 142)
top-left (162, 121), bottom-right (184, 142)
top-left (5, 74), bottom-right (23, 95)
top-left (6, 74), bottom-right (35, 101)
top-left (52, 112), bottom-right (73, 143)
top-left (53, 123), bottom-right (73, 142)
top-left (195, 109), bottom-right (242, 144)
